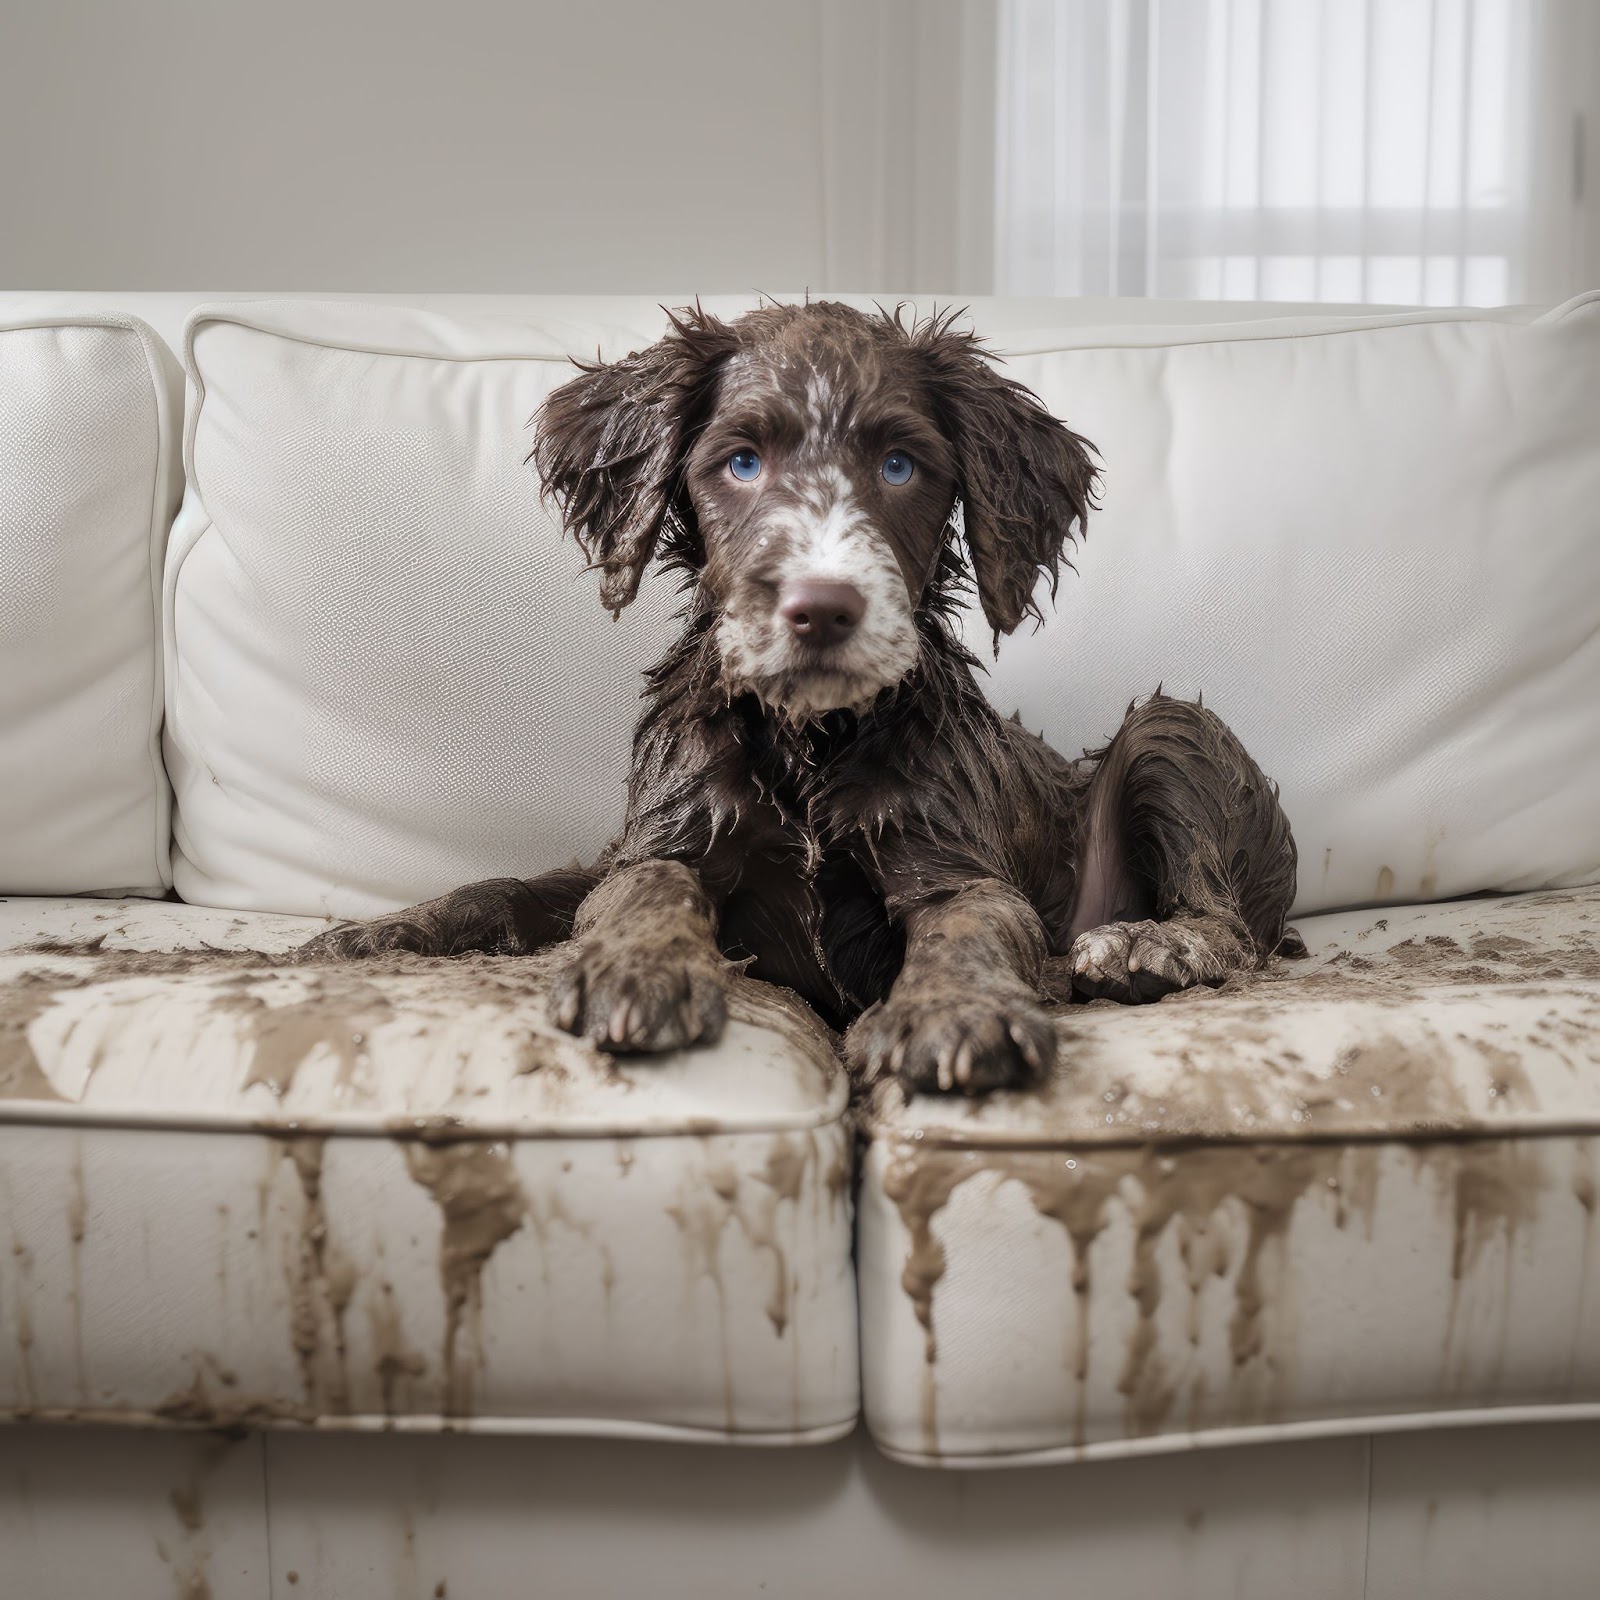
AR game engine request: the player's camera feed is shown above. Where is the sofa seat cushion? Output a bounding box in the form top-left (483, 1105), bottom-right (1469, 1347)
top-left (0, 899), bottom-right (857, 1443)
top-left (858, 887), bottom-right (1600, 1465)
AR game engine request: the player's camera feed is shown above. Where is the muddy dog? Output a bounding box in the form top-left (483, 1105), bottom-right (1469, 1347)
top-left (302, 302), bottom-right (1298, 1094)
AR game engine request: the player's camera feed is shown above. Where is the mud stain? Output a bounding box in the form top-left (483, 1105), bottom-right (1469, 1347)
top-left (762, 1133), bottom-right (808, 1205)
top-left (880, 1148), bottom-right (979, 1362)
top-left (1571, 1154), bottom-right (1597, 1390)
top-left (884, 1132), bottom-right (1550, 1448)
top-left (1469, 1039), bottom-right (1536, 1112)
top-left (1014, 1144), bottom-right (1358, 1438)
top-left (368, 1271), bottom-right (428, 1418)
top-left (0, 940), bottom-right (837, 1115)
top-left (9, 1234), bottom-right (36, 1408)
top-left (275, 1137), bottom-right (358, 1414)
top-left (0, 967), bottom-right (88, 1099)
top-left (170, 1485), bottom-right (203, 1532)
top-left (402, 1141), bottom-right (528, 1417)
top-left (879, 1146), bottom-right (987, 1453)
top-left (666, 1160), bottom-right (741, 1427)
top-left (153, 1366), bottom-right (316, 1429)
top-left (881, 885), bottom-right (1600, 1150)
top-left (824, 1135), bottom-right (853, 1214)
top-left (215, 978), bottom-right (392, 1098)
top-left (68, 1142), bottom-right (88, 1397)
top-left (1410, 1139), bottom-right (1547, 1285)
top-left (745, 1133), bottom-right (811, 1337)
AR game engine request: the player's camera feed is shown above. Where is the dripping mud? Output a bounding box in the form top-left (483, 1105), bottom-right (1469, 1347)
top-left (886, 1133), bottom-right (1569, 1452)
top-left (402, 1140), bottom-right (528, 1417)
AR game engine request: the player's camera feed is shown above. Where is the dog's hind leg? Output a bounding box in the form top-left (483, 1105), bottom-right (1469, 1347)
top-left (1064, 693), bottom-right (1299, 1003)
top-left (298, 867), bottom-right (600, 960)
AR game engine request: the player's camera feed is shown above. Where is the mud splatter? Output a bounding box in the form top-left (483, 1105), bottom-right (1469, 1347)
top-left (877, 885), bottom-right (1600, 1146)
top-left (216, 978), bottom-right (392, 1098)
top-left (402, 1141), bottom-right (528, 1417)
top-left (0, 938), bottom-right (839, 1113)
top-left (0, 967), bottom-right (88, 1099)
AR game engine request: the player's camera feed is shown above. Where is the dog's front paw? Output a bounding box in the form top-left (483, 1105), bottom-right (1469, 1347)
top-left (848, 991), bottom-right (1056, 1096)
top-left (548, 940), bottom-right (728, 1054)
top-left (1069, 919), bottom-right (1232, 1002)
top-left (297, 914), bottom-right (440, 962)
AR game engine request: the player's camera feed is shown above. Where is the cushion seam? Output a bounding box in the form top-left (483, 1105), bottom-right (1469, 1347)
top-left (986, 288), bottom-right (1600, 357)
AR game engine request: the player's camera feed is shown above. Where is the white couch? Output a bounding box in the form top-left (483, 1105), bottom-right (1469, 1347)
top-left (2, 288), bottom-right (1599, 1599)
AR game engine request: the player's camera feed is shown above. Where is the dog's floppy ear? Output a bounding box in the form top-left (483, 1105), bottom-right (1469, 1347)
top-left (530, 306), bottom-right (739, 612)
top-left (911, 313), bottom-right (1099, 637)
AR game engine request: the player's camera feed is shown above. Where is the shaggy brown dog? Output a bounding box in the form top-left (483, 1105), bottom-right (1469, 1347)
top-left (303, 302), bottom-right (1299, 1094)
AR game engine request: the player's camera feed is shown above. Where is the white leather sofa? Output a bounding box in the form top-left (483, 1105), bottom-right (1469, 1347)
top-left (2, 288), bottom-right (1598, 1599)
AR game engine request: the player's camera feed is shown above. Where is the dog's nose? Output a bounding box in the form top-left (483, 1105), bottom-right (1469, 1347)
top-left (778, 581), bottom-right (866, 646)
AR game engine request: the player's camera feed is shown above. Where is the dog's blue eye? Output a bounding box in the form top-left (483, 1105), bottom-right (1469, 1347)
top-left (882, 451), bottom-right (914, 485)
top-left (729, 449), bottom-right (762, 482)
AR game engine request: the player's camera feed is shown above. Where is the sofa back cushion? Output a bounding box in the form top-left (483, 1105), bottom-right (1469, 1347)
top-left (963, 292), bottom-right (1600, 913)
top-left (167, 302), bottom-right (679, 917)
top-left (0, 314), bottom-right (181, 897)
top-left (169, 294), bottom-right (1600, 920)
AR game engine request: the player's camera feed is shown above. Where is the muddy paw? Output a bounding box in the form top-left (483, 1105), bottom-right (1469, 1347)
top-left (1069, 919), bottom-right (1225, 1002)
top-left (848, 991), bottom-right (1056, 1096)
top-left (297, 914), bottom-right (438, 961)
top-left (548, 941), bottom-right (728, 1054)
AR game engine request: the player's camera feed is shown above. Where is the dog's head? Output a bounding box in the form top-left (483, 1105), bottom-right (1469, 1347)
top-left (531, 301), bottom-right (1097, 720)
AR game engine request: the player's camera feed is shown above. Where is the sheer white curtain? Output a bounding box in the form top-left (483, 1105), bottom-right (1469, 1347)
top-left (994, 0), bottom-right (1598, 304)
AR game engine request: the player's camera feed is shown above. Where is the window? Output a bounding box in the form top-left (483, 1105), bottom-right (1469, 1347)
top-left (994, 0), bottom-right (1596, 304)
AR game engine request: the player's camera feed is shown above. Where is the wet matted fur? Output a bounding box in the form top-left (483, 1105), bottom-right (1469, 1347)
top-left (303, 302), bottom-right (1299, 1095)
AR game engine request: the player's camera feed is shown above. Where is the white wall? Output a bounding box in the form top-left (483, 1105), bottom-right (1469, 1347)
top-left (0, 0), bottom-right (994, 294)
